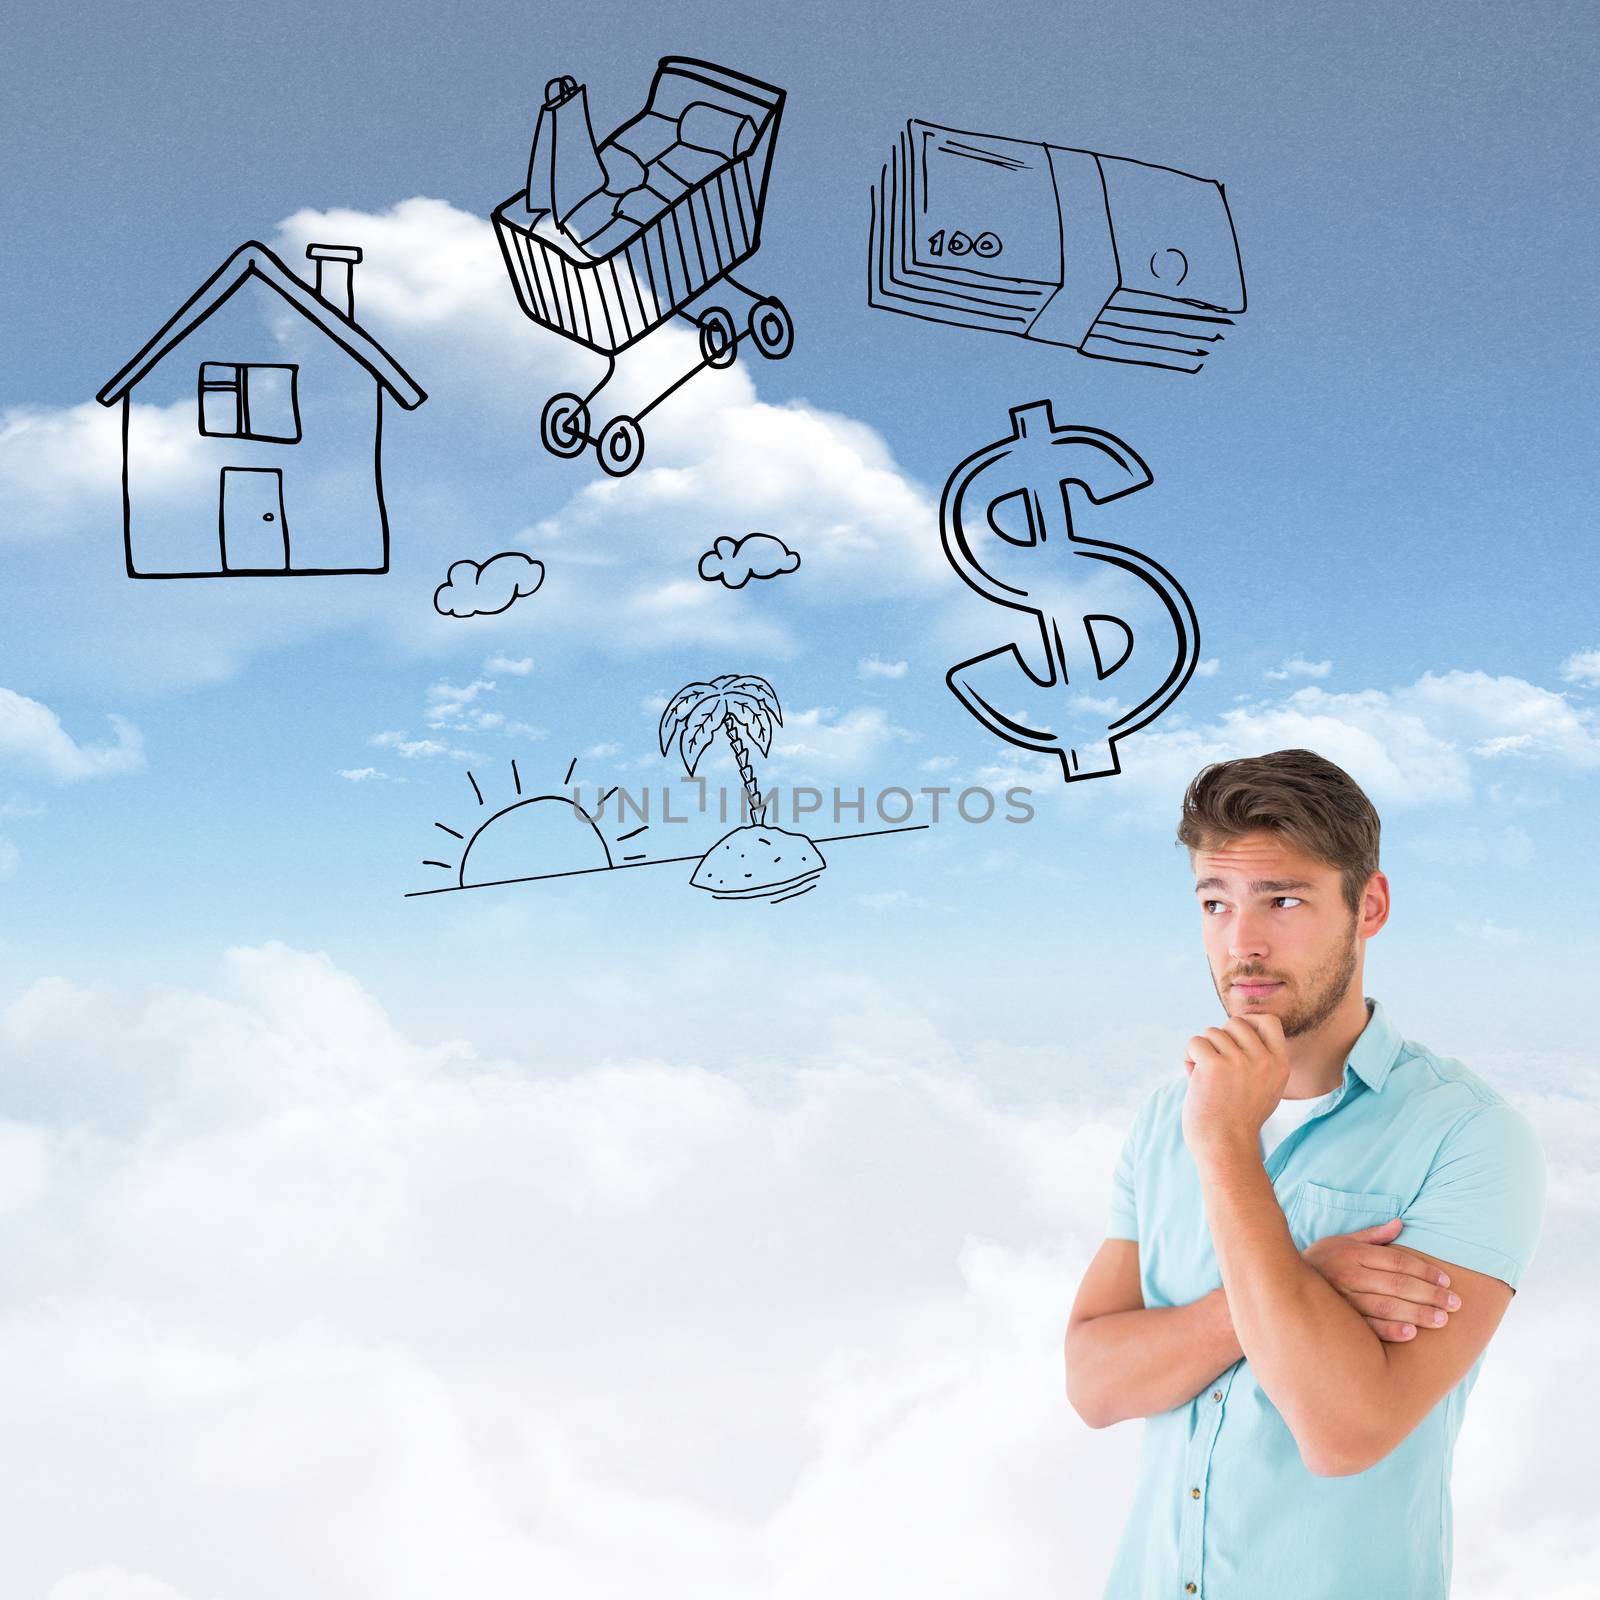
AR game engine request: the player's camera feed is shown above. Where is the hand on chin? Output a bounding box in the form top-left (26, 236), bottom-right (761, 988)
top-left (1181, 1011), bottom-right (1292, 1162)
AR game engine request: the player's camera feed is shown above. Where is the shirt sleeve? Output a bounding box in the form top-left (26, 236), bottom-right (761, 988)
top-left (1396, 1100), bottom-right (1548, 1291)
top-left (1105, 1099), bottom-right (1145, 1242)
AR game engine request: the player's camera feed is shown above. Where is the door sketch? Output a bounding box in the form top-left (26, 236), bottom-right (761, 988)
top-left (219, 467), bottom-right (289, 571)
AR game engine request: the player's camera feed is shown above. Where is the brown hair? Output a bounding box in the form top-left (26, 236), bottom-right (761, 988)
top-left (1176, 748), bottom-right (1380, 915)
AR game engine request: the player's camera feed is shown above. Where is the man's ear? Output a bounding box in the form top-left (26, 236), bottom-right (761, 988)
top-left (1359, 870), bottom-right (1390, 939)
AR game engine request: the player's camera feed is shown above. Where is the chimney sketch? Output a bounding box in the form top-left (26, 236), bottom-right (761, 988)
top-left (306, 243), bottom-right (363, 319)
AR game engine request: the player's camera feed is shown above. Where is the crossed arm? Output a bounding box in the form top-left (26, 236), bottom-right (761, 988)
top-left (1197, 1151), bottom-right (1512, 1474)
top-left (1065, 1155), bottom-right (1514, 1477)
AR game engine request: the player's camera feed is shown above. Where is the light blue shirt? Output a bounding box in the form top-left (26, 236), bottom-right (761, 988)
top-left (1100, 997), bottom-right (1547, 1599)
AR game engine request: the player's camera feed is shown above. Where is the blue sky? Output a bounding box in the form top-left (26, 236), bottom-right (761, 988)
top-left (4, 0), bottom-right (1596, 1049)
top-left (1, 3), bottom-right (1597, 1596)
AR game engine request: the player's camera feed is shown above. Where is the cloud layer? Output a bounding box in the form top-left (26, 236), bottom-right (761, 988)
top-left (0, 946), bottom-right (1592, 1599)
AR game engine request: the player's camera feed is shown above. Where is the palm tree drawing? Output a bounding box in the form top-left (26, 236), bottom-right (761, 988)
top-left (659, 673), bottom-right (826, 902)
top-left (659, 673), bottom-right (782, 822)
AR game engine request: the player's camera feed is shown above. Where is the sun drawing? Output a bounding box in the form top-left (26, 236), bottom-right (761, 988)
top-left (419, 756), bottom-right (652, 892)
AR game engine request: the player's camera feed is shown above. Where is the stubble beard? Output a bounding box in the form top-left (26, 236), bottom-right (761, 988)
top-left (1216, 915), bottom-right (1361, 1039)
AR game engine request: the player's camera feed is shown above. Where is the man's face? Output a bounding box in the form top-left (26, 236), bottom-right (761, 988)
top-left (1192, 829), bottom-right (1363, 1040)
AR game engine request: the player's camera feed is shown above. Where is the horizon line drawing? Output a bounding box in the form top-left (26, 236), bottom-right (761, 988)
top-left (97, 239), bottom-right (426, 578)
top-left (407, 675), bottom-right (924, 905)
top-left (493, 56), bottom-right (794, 477)
top-left (870, 119), bottom-right (1245, 372)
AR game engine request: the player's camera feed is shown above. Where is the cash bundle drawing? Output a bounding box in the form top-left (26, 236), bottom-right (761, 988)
top-left (405, 674), bottom-right (922, 905)
top-left (433, 552), bottom-right (545, 618)
top-left (940, 400), bottom-right (1199, 782)
top-left (697, 531), bottom-right (801, 588)
top-left (869, 120), bottom-right (1245, 372)
top-left (493, 57), bottom-right (794, 478)
top-left (96, 241), bottom-right (426, 578)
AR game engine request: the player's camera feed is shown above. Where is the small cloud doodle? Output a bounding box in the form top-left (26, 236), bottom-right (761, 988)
top-left (697, 532), bottom-right (800, 589)
top-left (434, 553), bottom-right (545, 618)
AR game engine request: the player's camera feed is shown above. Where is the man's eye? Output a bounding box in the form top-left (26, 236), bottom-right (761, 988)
top-left (1274, 897), bottom-right (1303, 909)
top-left (1202, 900), bottom-right (1226, 914)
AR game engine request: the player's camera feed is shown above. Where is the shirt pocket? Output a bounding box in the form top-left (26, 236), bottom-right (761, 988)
top-left (1285, 1180), bottom-right (1405, 1250)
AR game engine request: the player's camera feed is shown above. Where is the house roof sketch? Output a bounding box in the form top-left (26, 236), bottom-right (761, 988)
top-left (96, 240), bottom-right (427, 408)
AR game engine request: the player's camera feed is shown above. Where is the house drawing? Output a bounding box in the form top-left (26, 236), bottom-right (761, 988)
top-left (97, 240), bottom-right (426, 578)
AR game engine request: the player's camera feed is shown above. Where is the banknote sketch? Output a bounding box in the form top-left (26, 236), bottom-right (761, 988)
top-left (697, 532), bottom-right (801, 588)
top-left (940, 400), bottom-right (1199, 781)
top-left (97, 241), bottom-right (426, 578)
top-left (407, 677), bottom-right (923, 904)
top-left (494, 57), bottom-right (794, 477)
top-left (869, 120), bottom-right (1245, 372)
top-left (433, 552), bottom-right (545, 618)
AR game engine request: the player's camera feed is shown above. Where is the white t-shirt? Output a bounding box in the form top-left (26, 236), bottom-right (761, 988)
top-left (1260, 1087), bottom-right (1340, 1158)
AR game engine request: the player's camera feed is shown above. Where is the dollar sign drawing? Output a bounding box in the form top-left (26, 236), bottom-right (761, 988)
top-left (940, 400), bottom-right (1199, 781)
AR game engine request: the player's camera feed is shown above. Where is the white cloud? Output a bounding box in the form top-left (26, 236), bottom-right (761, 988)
top-left (0, 946), bottom-right (1589, 1599)
top-left (368, 676), bottom-right (544, 767)
top-left (1265, 656), bottom-right (1333, 681)
top-left (1454, 919), bottom-right (1528, 945)
top-left (611, 578), bottom-right (794, 652)
top-left (0, 392), bottom-right (247, 544)
top-left (271, 198), bottom-right (945, 648)
top-left (431, 707), bottom-right (502, 732)
top-left (337, 768), bottom-right (394, 783)
top-left (41, 1570), bottom-right (195, 1600)
top-left (484, 655), bottom-right (534, 676)
top-left (0, 689), bottom-right (144, 780)
top-left (425, 678), bottom-right (496, 709)
top-left (920, 751), bottom-right (1060, 804)
top-left (1121, 668), bottom-right (1600, 810)
top-left (1193, 658), bottom-right (1221, 678)
top-left (0, 402), bottom-right (124, 537)
top-left (1071, 691), bottom-right (1125, 716)
top-left (1559, 649), bottom-right (1600, 687)
top-left (273, 196), bottom-right (595, 399)
top-left (1405, 670), bottom-right (1600, 765)
top-left (770, 706), bottom-right (914, 771)
top-left (852, 889), bottom-right (946, 913)
top-left (537, 395), bottom-right (945, 601)
top-left (370, 732), bottom-right (461, 761)
top-left (858, 656), bottom-right (909, 681)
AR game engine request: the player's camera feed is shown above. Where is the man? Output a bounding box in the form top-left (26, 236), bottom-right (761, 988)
top-left (1065, 748), bottom-right (1547, 1599)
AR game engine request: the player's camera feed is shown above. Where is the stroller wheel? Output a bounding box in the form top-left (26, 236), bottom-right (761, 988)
top-left (748, 297), bottom-right (794, 360)
top-left (698, 307), bottom-right (739, 369)
top-left (541, 393), bottom-right (590, 458)
top-left (597, 415), bottom-right (644, 477)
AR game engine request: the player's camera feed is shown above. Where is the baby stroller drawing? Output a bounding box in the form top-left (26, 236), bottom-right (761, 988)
top-left (493, 56), bottom-right (793, 478)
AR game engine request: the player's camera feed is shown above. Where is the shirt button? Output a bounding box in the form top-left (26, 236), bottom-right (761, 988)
top-left (1190, 1486), bottom-right (1201, 1499)
top-left (1186, 1585), bottom-right (1198, 1594)
top-left (1211, 1390), bottom-right (1222, 1402)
